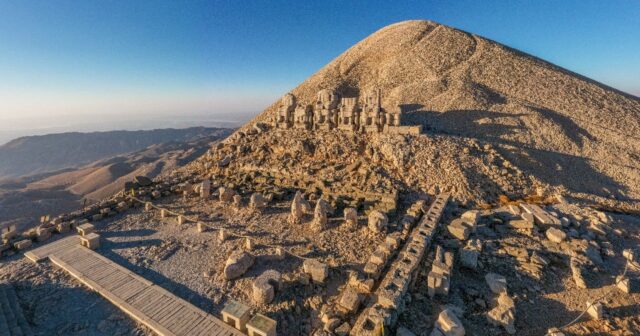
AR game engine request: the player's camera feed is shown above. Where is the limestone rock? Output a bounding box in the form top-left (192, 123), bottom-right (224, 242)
top-left (290, 191), bottom-right (304, 224)
top-left (431, 309), bottom-right (465, 336)
top-left (487, 292), bottom-right (516, 334)
top-left (546, 227), bottom-right (567, 243)
top-left (303, 259), bottom-right (329, 283)
top-left (343, 208), bottom-right (358, 228)
top-left (485, 273), bottom-right (507, 294)
top-left (367, 210), bottom-right (388, 233)
top-left (447, 219), bottom-right (471, 241)
top-left (224, 251), bottom-right (254, 280)
top-left (219, 187), bottom-right (236, 203)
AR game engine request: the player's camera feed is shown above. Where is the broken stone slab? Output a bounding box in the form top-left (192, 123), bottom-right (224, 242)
top-left (428, 271), bottom-right (450, 297)
top-left (363, 260), bottom-right (383, 280)
top-left (338, 287), bottom-right (361, 313)
top-left (546, 227), bottom-right (567, 243)
top-left (252, 270), bottom-right (281, 304)
top-left (616, 275), bottom-right (640, 293)
top-left (487, 292), bottom-right (516, 334)
top-left (461, 210), bottom-right (480, 226)
top-left (430, 309), bottom-right (465, 336)
top-left (224, 250), bottom-right (255, 280)
top-left (368, 210), bottom-right (388, 234)
top-left (460, 239), bottom-right (482, 270)
top-left (485, 273), bottom-right (508, 294)
top-left (200, 180), bottom-right (211, 198)
top-left (303, 259), bottom-right (329, 283)
top-left (13, 239), bottom-right (32, 250)
top-left (586, 301), bottom-right (603, 320)
top-left (447, 219), bottom-right (471, 241)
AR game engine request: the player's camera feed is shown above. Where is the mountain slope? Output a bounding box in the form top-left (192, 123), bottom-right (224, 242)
top-left (219, 20), bottom-right (639, 209)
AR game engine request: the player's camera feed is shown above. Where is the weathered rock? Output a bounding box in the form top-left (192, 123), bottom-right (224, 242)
top-left (461, 210), bottom-right (480, 226)
top-left (338, 287), bottom-right (361, 313)
top-left (431, 309), bottom-right (465, 336)
top-left (200, 180), bottom-right (211, 198)
top-left (586, 301), bottom-right (603, 320)
top-left (447, 219), bottom-right (471, 241)
top-left (368, 210), bottom-right (388, 233)
top-left (289, 191), bottom-right (304, 224)
top-left (487, 292), bottom-right (516, 334)
top-left (219, 187), bottom-right (237, 203)
top-left (249, 193), bottom-right (267, 210)
top-left (460, 239), bottom-right (482, 270)
top-left (343, 208), bottom-right (358, 228)
top-left (224, 251), bottom-right (254, 280)
top-left (546, 227), bottom-right (567, 243)
top-left (485, 273), bottom-right (507, 294)
top-left (252, 270), bottom-right (281, 304)
top-left (313, 200), bottom-right (329, 232)
top-left (303, 259), bottom-right (329, 283)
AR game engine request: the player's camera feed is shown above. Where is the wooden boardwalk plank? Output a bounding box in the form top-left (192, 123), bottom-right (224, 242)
top-left (27, 235), bottom-right (243, 336)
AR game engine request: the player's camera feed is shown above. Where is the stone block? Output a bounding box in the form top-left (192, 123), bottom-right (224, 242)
top-left (460, 240), bottom-right (481, 270)
top-left (80, 233), bottom-right (100, 250)
top-left (222, 300), bottom-right (251, 332)
top-left (160, 209), bottom-right (168, 218)
top-left (249, 193), bottom-right (267, 210)
top-left (369, 249), bottom-right (389, 266)
top-left (616, 276), bottom-right (640, 293)
top-left (546, 227), bottom-right (567, 243)
top-left (177, 215), bottom-right (185, 225)
top-left (219, 187), bottom-right (236, 203)
top-left (197, 222), bottom-right (206, 233)
top-left (368, 210), bottom-right (388, 233)
top-left (224, 250), bottom-right (255, 280)
top-left (252, 270), bottom-right (281, 304)
top-left (586, 301), bottom-right (603, 320)
top-left (428, 271), bottom-right (450, 297)
top-left (461, 210), bottom-right (480, 226)
top-left (36, 228), bottom-right (51, 242)
top-left (303, 259), bottom-right (329, 283)
top-left (363, 261), bottom-right (383, 280)
top-left (344, 208), bottom-right (358, 228)
top-left (77, 223), bottom-right (95, 236)
top-left (56, 222), bottom-right (71, 233)
top-left (487, 292), bottom-right (516, 334)
top-left (13, 239), bottom-right (32, 250)
top-left (431, 309), bottom-right (465, 336)
top-left (338, 287), bottom-right (361, 313)
top-left (447, 219), bottom-right (470, 241)
top-left (247, 313), bottom-right (277, 336)
top-left (485, 273), bottom-right (507, 294)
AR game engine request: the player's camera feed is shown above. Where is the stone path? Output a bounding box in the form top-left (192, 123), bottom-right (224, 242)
top-left (0, 283), bottom-right (33, 336)
top-left (26, 236), bottom-right (243, 336)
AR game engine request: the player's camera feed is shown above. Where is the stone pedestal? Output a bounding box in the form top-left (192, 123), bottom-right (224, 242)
top-left (77, 223), bottom-right (95, 236)
top-left (222, 300), bottom-right (251, 332)
top-left (247, 314), bottom-right (277, 336)
top-left (81, 233), bottom-right (100, 250)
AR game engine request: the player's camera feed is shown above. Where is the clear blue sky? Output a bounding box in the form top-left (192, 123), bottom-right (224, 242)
top-left (0, 0), bottom-right (638, 133)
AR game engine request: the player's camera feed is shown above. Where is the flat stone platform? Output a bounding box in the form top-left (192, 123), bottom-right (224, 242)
top-left (25, 236), bottom-right (243, 336)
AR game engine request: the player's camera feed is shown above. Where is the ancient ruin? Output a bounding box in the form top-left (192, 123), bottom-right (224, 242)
top-left (273, 89), bottom-right (422, 135)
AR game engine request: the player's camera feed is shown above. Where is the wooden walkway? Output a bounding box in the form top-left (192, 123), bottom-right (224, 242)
top-left (26, 237), bottom-right (243, 336)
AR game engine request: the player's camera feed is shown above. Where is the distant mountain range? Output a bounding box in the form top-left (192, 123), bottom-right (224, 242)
top-left (0, 127), bottom-right (233, 231)
top-left (0, 127), bottom-right (231, 178)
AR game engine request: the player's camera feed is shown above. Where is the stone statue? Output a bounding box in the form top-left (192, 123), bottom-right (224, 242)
top-left (314, 89), bottom-right (340, 130)
top-left (337, 97), bottom-right (359, 131)
top-left (275, 93), bottom-right (296, 129)
top-left (293, 104), bottom-right (314, 130)
top-left (360, 89), bottom-right (385, 132)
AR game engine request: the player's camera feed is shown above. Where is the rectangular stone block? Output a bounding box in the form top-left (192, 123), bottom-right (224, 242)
top-left (247, 313), bottom-right (277, 336)
top-left (222, 300), bottom-right (251, 332)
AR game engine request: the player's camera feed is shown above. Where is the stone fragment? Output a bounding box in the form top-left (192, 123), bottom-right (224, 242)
top-left (428, 271), bottom-right (450, 297)
top-left (485, 273), bottom-right (507, 294)
top-left (289, 191), bottom-right (304, 224)
top-left (303, 259), bottom-right (329, 283)
top-left (244, 237), bottom-right (254, 251)
top-left (367, 210), bottom-right (388, 233)
top-left (447, 219), bottom-right (471, 240)
top-left (80, 233), bottom-right (100, 250)
top-left (249, 193), bottom-right (267, 210)
top-left (431, 309), bottom-right (465, 336)
top-left (200, 180), bottom-right (211, 198)
top-left (461, 210), bottom-right (480, 225)
top-left (233, 195), bottom-right (242, 207)
top-left (196, 222), bottom-right (206, 233)
top-left (460, 239), bottom-right (482, 270)
top-left (77, 223), bottom-right (95, 236)
top-left (344, 207), bottom-right (358, 228)
top-left (363, 261), bottom-right (383, 280)
top-left (487, 292), bottom-right (516, 334)
top-left (56, 221), bottom-right (71, 233)
top-left (224, 250), bottom-right (254, 280)
top-left (36, 227), bottom-right (51, 242)
top-left (616, 275), bottom-right (640, 293)
top-left (570, 258), bottom-right (588, 289)
top-left (219, 187), bottom-right (236, 203)
top-left (546, 327), bottom-right (565, 336)
top-left (586, 301), bottom-right (603, 320)
top-left (335, 322), bottom-right (351, 336)
top-left (312, 200), bottom-right (329, 232)
top-left (252, 270), bottom-right (281, 304)
top-left (145, 202), bottom-right (153, 211)
top-left (177, 215), bottom-right (185, 225)
top-left (546, 227), bottom-right (567, 243)
top-left (13, 239), bottom-right (32, 250)
top-left (338, 287), bottom-right (361, 313)
top-left (222, 300), bottom-right (251, 332)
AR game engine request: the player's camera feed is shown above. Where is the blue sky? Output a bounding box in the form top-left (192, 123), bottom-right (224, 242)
top-left (0, 0), bottom-right (638, 136)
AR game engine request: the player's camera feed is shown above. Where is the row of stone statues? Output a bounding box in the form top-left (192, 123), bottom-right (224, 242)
top-left (273, 89), bottom-right (404, 133)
